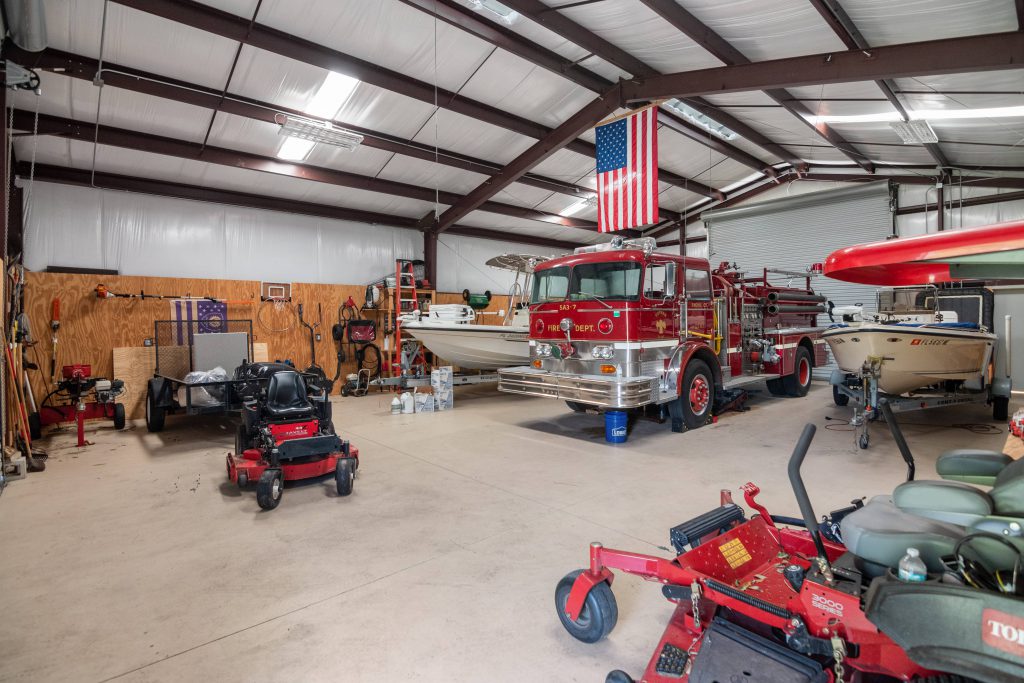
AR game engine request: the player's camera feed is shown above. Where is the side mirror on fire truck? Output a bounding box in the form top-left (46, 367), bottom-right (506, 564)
top-left (664, 263), bottom-right (677, 299)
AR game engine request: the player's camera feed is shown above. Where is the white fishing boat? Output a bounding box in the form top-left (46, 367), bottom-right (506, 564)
top-left (401, 254), bottom-right (549, 370)
top-left (822, 286), bottom-right (996, 395)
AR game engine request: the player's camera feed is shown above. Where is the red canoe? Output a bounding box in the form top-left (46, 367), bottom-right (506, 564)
top-left (824, 219), bottom-right (1024, 286)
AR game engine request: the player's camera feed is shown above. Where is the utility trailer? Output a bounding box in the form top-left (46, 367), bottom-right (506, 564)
top-left (145, 319), bottom-right (257, 432)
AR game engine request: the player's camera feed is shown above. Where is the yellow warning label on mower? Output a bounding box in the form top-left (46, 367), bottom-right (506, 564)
top-left (719, 538), bottom-right (752, 569)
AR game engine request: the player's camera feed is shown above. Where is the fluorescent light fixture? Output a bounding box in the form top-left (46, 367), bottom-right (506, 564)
top-left (277, 136), bottom-right (316, 161)
top-left (805, 104), bottom-right (1024, 125)
top-left (468, 0), bottom-right (518, 23)
top-left (890, 120), bottom-right (938, 144)
top-left (560, 195), bottom-right (598, 217)
top-left (278, 116), bottom-right (364, 156)
top-left (663, 99), bottom-right (738, 140)
top-left (306, 71), bottom-right (360, 119)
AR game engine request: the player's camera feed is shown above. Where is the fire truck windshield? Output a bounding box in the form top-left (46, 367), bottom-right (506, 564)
top-left (532, 262), bottom-right (642, 303)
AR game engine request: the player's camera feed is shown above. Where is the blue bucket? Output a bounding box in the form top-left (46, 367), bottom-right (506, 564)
top-left (605, 411), bottom-right (628, 443)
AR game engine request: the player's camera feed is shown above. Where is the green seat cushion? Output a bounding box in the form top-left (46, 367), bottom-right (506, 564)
top-left (936, 449), bottom-right (1011, 485)
top-left (841, 496), bottom-right (964, 573)
top-left (893, 480), bottom-right (992, 526)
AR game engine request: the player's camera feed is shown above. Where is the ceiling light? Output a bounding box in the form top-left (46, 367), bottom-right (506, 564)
top-left (306, 71), bottom-right (360, 119)
top-left (890, 120), bottom-right (938, 144)
top-left (663, 99), bottom-right (738, 140)
top-left (277, 136), bottom-right (316, 161)
top-left (805, 104), bottom-right (1024, 125)
top-left (278, 115), bottom-right (364, 151)
top-left (468, 0), bottom-right (518, 23)
top-left (560, 195), bottom-right (598, 217)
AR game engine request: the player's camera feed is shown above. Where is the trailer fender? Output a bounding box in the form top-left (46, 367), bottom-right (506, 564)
top-left (148, 377), bottom-right (174, 409)
top-left (667, 342), bottom-right (723, 397)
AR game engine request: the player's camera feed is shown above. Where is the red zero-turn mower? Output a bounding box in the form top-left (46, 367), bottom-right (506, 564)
top-left (556, 401), bottom-right (1024, 683)
top-left (226, 370), bottom-right (358, 511)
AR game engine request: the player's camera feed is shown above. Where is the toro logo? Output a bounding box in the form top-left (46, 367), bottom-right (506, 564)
top-left (810, 593), bottom-right (844, 618)
top-left (983, 608), bottom-right (1024, 657)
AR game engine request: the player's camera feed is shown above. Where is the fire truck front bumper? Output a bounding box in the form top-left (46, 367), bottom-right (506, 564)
top-left (497, 367), bottom-right (659, 409)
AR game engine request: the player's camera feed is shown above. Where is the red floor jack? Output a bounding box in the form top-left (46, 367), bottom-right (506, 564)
top-left (32, 365), bottom-right (126, 446)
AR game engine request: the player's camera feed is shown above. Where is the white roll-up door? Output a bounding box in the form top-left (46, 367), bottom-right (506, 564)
top-left (701, 182), bottom-right (895, 377)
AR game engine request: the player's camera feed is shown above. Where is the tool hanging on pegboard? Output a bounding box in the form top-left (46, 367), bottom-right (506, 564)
top-left (49, 298), bottom-right (59, 386)
top-left (94, 284), bottom-right (253, 304)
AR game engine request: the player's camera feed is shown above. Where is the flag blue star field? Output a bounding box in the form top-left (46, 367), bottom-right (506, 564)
top-left (595, 106), bottom-right (658, 232)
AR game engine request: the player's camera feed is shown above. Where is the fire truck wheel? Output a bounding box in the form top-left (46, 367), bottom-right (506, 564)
top-left (113, 403), bottom-right (126, 430)
top-left (256, 469), bottom-right (284, 510)
top-left (783, 346), bottom-right (813, 397)
top-left (555, 570), bottom-right (617, 643)
top-left (670, 360), bottom-right (714, 431)
top-left (765, 378), bottom-right (787, 396)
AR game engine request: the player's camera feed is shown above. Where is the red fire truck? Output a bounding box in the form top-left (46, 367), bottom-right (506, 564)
top-left (498, 237), bottom-right (829, 432)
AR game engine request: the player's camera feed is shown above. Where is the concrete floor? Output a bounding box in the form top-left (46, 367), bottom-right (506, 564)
top-left (0, 383), bottom-right (1012, 682)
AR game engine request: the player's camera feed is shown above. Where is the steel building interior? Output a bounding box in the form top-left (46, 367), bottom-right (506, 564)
top-left (1, 1), bottom-right (1023, 681)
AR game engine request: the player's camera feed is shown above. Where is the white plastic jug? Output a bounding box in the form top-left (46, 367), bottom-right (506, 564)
top-left (390, 396), bottom-right (401, 415)
top-left (400, 392), bottom-right (415, 414)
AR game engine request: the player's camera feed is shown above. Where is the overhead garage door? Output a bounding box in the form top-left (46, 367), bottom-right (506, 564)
top-left (701, 182), bottom-right (895, 377)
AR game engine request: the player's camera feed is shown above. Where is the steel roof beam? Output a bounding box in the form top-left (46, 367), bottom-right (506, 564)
top-left (622, 32), bottom-right (1024, 102)
top-left (16, 110), bottom-right (600, 230)
top-left (21, 163), bottom-right (584, 250)
top-left (7, 45), bottom-right (609, 203)
top-left (434, 84), bottom-right (623, 233)
top-left (110, 0), bottom-right (710, 201)
top-left (808, 0), bottom-right (951, 169)
top-left (639, 0), bottom-right (874, 172)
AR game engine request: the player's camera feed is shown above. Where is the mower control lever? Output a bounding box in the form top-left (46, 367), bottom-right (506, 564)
top-left (787, 424), bottom-right (833, 580)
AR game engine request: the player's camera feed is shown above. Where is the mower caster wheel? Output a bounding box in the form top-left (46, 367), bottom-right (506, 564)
top-left (606, 671), bottom-right (634, 683)
top-left (237, 470), bottom-right (248, 488)
top-left (858, 433), bottom-right (869, 450)
top-left (336, 458), bottom-right (355, 496)
top-left (555, 569), bottom-right (617, 644)
top-left (113, 403), bottom-right (126, 430)
top-left (256, 469), bottom-right (283, 510)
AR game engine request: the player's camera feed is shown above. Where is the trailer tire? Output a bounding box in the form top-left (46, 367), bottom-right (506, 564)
top-left (993, 396), bottom-right (1010, 422)
top-left (783, 346), bottom-right (813, 397)
top-left (669, 360), bottom-right (714, 432)
top-left (832, 384), bottom-right (849, 407)
top-left (565, 401), bottom-right (590, 413)
top-left (145, 383), bottom-right (166, 433)
top-left (113, 403), bottom-right (126, 430)
top-left (555, 570), bottom-right (617, 643)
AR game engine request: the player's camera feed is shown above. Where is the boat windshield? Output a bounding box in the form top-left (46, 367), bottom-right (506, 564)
top-left (532, 262), bottom-right (642, 303)
top-left (878, 286), bottom-right (937, 315)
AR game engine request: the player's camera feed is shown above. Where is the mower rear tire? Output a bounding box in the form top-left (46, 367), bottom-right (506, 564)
top-left (832, 384), bottom-right (850, 407)
top-left (782, 346), bottom-right (813, 397)
top-left (256, 469), bottom-right (283, 510)
top-left (145, 384), bottom-right (166, 433)
top-left (336, 458), bottom-right (355, 496)
top-left (669, 360), bottom-right (714, 432)
top-left (113, 403), bottom-right (126, 430)
top-left (993, 395), bottom-right (1009, 421)
top-left (565, 401), bottom-right (590, 413)
top-left (555, 569), bottom-right (617, 644)
top-left (28, 411), bottom-right (41, 440)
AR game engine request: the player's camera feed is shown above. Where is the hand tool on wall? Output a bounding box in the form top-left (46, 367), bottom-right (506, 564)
top-left (50, 298), bottom-right (59, 386)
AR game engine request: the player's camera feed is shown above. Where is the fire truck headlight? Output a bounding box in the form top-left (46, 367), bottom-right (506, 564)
top-left (591, 345), bottom-right (614, 359)
top-left (536, 343), bottom-right (552, 357)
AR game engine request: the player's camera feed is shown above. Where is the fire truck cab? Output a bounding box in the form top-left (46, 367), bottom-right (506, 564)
top-left (497, 237), bottom-right (829, 432)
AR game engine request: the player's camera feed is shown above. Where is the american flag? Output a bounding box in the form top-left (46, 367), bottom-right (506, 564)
top-left (595, 107), bottom-right (658, 232)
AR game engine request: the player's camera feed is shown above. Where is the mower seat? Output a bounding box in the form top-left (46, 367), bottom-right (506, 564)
top-left (265, 371), bottom-right (315, 420)
top-left (840, 495), bottom-right (964, 575)
top-left (894, 453), bottom-right (1024, 523)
